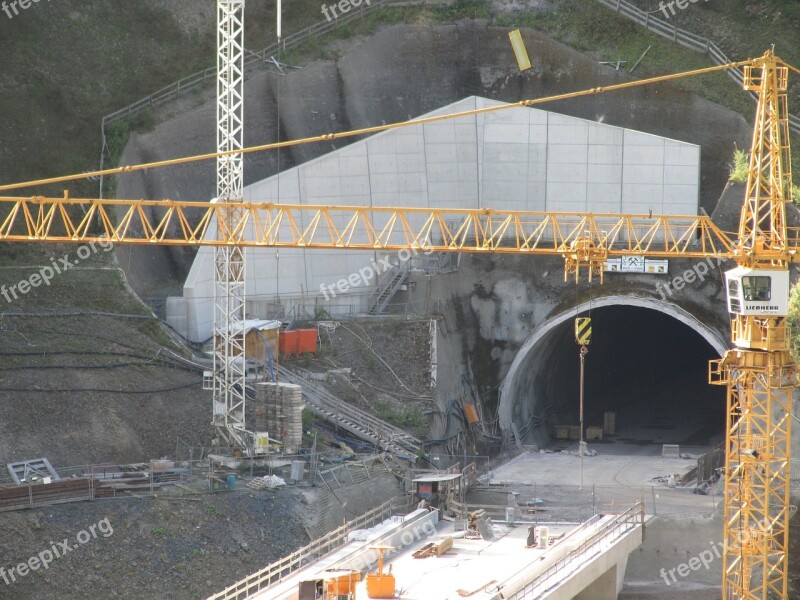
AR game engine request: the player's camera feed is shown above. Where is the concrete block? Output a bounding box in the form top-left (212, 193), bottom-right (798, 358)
top-left (624, 144), bottom-right (665, 165)
top-left (624, 128), bottom-right (663, 146)
top-left (426, 143), bottom-right (459, 163)
top-left (548, 163), bottom-right (587, 183)
top-left (423, 121), bottom-right (457, 143)
top-left (664, 164), bottom-right (698, 184)
top-left (588, 123), bottom-right (623, 145)
top-left (623, 164), bottom-right (663, 185)
top-left (549, 123), bottom-right (588, 145)
top-left (529, 124), bottom-right (548, 143)
top-left (304, 176), bottom-right (342, 199)
top-left (547, 182), bottom-right (587, 207)
top-left (664, 141), bottom-right (700, 165)
top-left (484, 142), bottom-right (527, 163)
top-left (456, 142), bottom-right (478, 163)
top-left (587, 183), bottom-right (622, 206)
top-left (588, 144), bottom-right (623, 165)
top-left (395, 133), bottom-right (424, 154)
top-left (485, 123), bottom-right (529, 144)
top-left (369, 155), bottom-right (399, 175)
top-left (588, 164), bottom-right (622, 184)
top-left (367, 134), bottom-right (397, 155)
top-left (548, 144), bottom-right (588, 164)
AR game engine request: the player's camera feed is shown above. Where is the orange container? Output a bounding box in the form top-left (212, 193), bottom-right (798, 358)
top-left (279, 330), bottom-right (299, 356)
top-left (464, 404), bottom-right (480, 425)
top-left (279, 329), bottom-right (317, 356)
top-left (296, 329), bottom-right (318, 354)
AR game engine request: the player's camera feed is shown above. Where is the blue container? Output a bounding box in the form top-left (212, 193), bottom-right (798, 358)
top-left (227, 474), bottom-right (237, 489)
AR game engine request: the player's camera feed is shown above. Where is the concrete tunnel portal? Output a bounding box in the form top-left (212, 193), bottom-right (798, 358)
top-left (499, 296), bottom-right (728, 451)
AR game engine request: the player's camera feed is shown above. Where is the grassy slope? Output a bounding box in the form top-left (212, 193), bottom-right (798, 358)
top-left (0, 0), bottom-right (321, 197)
top-left (0, 0), bottom-right (797, 291)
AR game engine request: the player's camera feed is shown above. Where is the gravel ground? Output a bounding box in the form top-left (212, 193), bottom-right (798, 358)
top-left (0, 488), bottom-right (308, 600)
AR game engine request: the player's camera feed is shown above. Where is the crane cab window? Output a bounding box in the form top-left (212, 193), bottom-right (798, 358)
top-left (727, 278), bottom-right (741, 313)
top-left (742, 276), bottom-right (771, 301)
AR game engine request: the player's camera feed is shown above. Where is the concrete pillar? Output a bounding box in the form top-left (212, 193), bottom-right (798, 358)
top-left (572, 565), bottom-right (618, 600)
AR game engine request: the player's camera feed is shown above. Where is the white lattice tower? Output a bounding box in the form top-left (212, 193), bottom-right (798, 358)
top-left (213, 0), bottom-right (247, 448)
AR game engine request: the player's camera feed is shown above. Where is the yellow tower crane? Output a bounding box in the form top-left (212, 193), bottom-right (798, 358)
top-left (0, 51), bottom-right (797, 599)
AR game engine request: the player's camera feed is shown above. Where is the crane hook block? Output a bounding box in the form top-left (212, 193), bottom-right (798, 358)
top-left (575, 317), bottom-right (592, 346)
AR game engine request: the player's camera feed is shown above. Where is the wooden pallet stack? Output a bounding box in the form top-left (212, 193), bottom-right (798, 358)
top-left (255, 382), bottom-right (304, 452)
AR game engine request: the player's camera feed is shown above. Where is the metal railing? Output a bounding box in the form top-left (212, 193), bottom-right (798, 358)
top-left (101, 0), bottom-right (437, 131)
top-left (594, 0), bottom-right (800, 135)
top-left (506, 501), bottom-right (646, 599)
top-left (206, 495), bottom-right (412, 600)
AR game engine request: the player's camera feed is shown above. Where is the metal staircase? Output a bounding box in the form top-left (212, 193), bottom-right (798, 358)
top-left (367, 262), bottom-right (410, 315)
top-left (276, 367), bottom-right (422, 459)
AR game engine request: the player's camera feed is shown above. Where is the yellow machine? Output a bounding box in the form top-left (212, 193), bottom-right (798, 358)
top-left (365, 546), bottom-right (395, 599)
top-left (324, 570), bottom-right (361, 600)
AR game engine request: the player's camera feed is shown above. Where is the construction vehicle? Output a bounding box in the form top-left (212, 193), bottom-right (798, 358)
top-left (0, 6), bottom-right (796, 593)
top-left (365, 546), bottom-right (395, 599)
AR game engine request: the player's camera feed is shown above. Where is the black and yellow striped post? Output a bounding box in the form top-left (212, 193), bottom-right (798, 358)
top-left (574, 317), bottom-right (591, 490)
top-left (575, 317), bottom-right (592, 346)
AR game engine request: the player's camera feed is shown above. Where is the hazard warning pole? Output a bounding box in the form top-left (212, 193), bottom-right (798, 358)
top-left (575, 317), bottom-right (591, 491)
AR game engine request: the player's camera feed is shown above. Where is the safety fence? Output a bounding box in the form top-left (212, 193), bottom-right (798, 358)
top-left (206, 494), bottom-right (413, 600)
top-left (594, 0), bottom-right (800, 135)
top-left (101, 0), bottom-right (445, 131)
top-left (0, 460), bottom-right (211, 512)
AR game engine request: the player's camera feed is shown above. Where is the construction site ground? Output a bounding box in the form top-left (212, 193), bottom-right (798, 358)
top-left (0, 489), bottom-right (308, 600)
top-left (0, 314), bottom-right (431, 600)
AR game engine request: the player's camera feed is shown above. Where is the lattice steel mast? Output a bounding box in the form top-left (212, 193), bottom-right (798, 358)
top-left (710, 50), bottom-right (796, 600)
top-left (212, 0), bottom-right (248, 449)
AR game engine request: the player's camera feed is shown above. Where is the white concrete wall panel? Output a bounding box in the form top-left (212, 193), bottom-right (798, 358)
top-left (169, 96), bottom-right (701, 341)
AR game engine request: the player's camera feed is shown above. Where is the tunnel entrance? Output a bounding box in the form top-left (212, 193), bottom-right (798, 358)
top-left (502, 300), bottom-right (727, 452)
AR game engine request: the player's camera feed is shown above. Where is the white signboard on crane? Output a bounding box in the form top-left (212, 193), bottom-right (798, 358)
top-left (604, 257), bottom-right (668, 273)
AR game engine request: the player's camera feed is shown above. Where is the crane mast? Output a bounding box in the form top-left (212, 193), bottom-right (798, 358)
top-left (212, 0), bottom-right (249, 449)
top-left (710, 51), bottom-right (796, 600)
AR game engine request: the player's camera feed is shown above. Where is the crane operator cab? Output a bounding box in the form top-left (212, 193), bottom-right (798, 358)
top-left (725, 266), bottom-right (790, 317)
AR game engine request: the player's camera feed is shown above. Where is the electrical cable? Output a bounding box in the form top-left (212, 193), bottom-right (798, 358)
top-left (0, 381), bottom-right (198, 394)
top-left (0, 57), bottom-right (758, 193)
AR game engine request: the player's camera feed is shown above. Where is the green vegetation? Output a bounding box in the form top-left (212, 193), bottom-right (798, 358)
top-left (729, 147), bottom-right (800, 204)
top-left (729, 147), bottom-right (749, 183)
top-left (151, 526), bottom-right (167, 536)
top-left (302, 407), bottom-right (316, 431)
top-left (788, 283), bottom-right (800, 360)
top-left (375, 398), bottom-right (426, 434)
top-left (205, 503), bottom-right (224, 517)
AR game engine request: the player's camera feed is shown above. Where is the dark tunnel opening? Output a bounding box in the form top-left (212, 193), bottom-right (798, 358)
top-left (521, 305), bottom-right (727, 449)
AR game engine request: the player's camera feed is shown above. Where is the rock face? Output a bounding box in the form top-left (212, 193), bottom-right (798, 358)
top-left (117, 21), bottom-right (752, 313)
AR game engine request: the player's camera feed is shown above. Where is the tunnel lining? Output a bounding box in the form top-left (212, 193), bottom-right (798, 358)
top-left (498, 296), bottom-right (729, 435)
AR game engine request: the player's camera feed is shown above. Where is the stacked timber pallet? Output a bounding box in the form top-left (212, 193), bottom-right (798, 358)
top-left (255, 382), bottom-right (304, 453)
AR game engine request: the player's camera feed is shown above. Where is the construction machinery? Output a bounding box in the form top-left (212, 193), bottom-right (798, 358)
top-left (0, 44), bottom-right (797, 598)
top-left (365, 546), bottom-right (395, 599)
